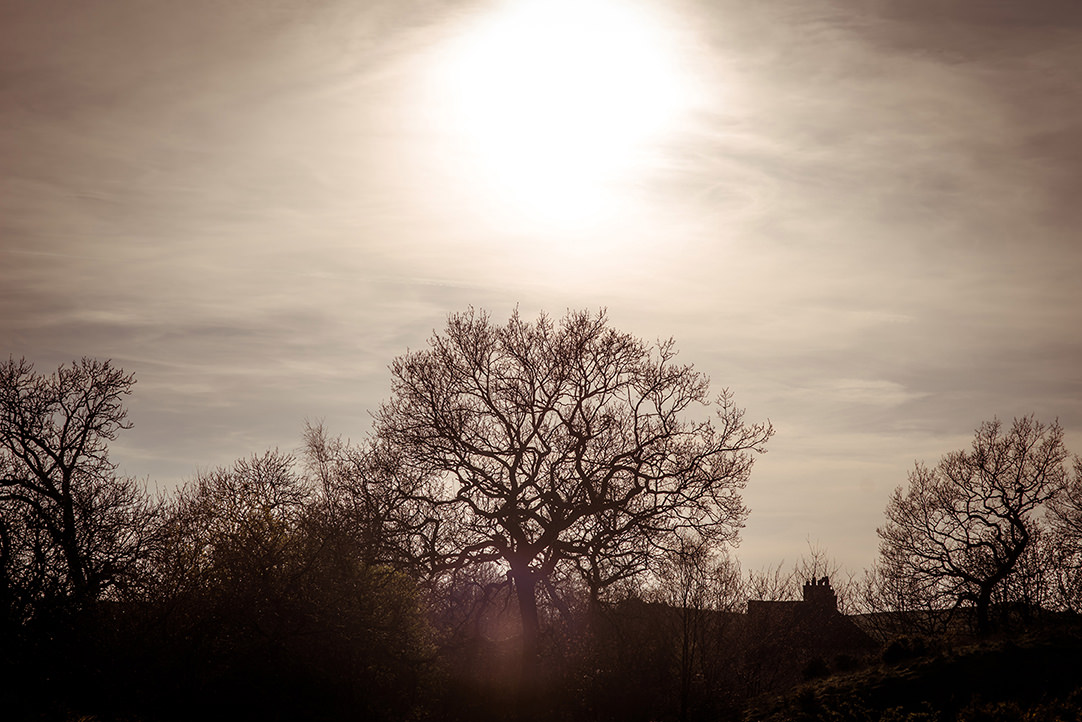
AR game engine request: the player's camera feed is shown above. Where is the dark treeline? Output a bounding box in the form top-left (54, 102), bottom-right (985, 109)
top-left (3, 310), bottom-right (1082, 722)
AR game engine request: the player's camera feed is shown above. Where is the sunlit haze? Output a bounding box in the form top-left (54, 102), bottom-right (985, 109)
top-left (3, 0), bottom-right (1082, 577)
top-left (426, 0), bottom-right (699, 231)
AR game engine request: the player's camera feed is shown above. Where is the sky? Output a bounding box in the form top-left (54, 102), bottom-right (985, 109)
top-left (3, 0), bottom-right (1082, 575)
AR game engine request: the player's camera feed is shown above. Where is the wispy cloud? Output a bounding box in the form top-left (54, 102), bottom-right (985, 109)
top-left (2, 0), bottom-right (1080, 572)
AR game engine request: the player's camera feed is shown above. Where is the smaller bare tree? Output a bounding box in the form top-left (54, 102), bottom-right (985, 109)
top-left (653, 535), bottom-right (742, 722)
top-left (744, 561), bottom-right (797, 603)
top-left (877, 416), bottom-right (1068, 634)
top-left (1047, 457), bottom-right (1082, 611)
top-left (0, 357), bottom-right (157, 610)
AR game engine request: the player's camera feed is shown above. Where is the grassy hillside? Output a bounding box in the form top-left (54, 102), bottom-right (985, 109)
top-left (744, 623), bottom-right (1082, 722)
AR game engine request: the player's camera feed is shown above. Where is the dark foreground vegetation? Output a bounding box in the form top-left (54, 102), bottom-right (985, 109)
top-left (748, 622), bottom-right (1082, 722)
top-left (3, 309), bottom-right (1081, 721)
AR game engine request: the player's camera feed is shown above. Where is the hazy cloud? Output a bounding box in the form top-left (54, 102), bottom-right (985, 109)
top-left (2, 0), bottom-right (1080, 572)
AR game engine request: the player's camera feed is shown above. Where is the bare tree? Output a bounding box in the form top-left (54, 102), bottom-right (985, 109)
top-left (147, 449), bottom-right (435, 720)
top-left (855, 556), bottom-right (953, 638)
top-left (876, 416), bottom-right (1069, 634)
top-left (1047, 457), bottom-right (1082, 611)
top-left (652, 535), bottom-right (743, 722)
top-left (0, 357), bottom-right (156, 609)
top-left (302, 422), bottom-right (439, 572)
top-left (1050, 457), bottom-right (1082, 543)
top-left (374, 308), bottom-right (773, 674)
top-left (159, 451), bottom-right (312, 599)
top-left (744, 560), bottom-right (797, 603)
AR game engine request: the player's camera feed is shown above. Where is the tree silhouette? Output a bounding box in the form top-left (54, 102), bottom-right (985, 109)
top-left (0, 357), bottom-right (155, 611)
top-left (374, 308), bottom-right (772, 680)
top-left (877, 416), bottom-right (1069, 634)
top-left (652, 535), bottom-right (744, 722)
top-left (302, 422), bottom-right (436, 572)
top-left (145, 449), bottom-right (435, 721)
top-left (1047, 457), bottom-right (1082, 611)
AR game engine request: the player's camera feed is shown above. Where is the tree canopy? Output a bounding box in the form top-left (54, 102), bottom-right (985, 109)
top-left (374, 308), bottom-right (773, 668)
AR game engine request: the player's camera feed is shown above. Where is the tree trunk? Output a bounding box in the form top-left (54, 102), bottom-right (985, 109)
top-left (510, 563), bottom-right (540, 682)
top-left (508, 562), bottom-right (541, 720)
top-left (975, 584), bottom-right (993, 635)
top-left (59, 494), bottom-right (91, 605)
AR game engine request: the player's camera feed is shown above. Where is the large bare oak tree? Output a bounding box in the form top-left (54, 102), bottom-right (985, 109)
top-left (374, 308), bottom-right (773, 670)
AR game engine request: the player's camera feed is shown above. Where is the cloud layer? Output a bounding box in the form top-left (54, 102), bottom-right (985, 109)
top-left (3, 0), bottom-right (1080, 572)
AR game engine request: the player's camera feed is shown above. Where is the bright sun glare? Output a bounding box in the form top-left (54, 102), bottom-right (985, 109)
top-left (434, 0), bottom-right (695, 231)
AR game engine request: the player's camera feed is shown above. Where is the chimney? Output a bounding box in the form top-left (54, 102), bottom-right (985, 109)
top-left (802, 576), bottom-right (837, 612)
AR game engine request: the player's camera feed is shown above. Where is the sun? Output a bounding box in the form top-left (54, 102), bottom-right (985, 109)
top-left (429, 0), bottom-right (696, 230)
